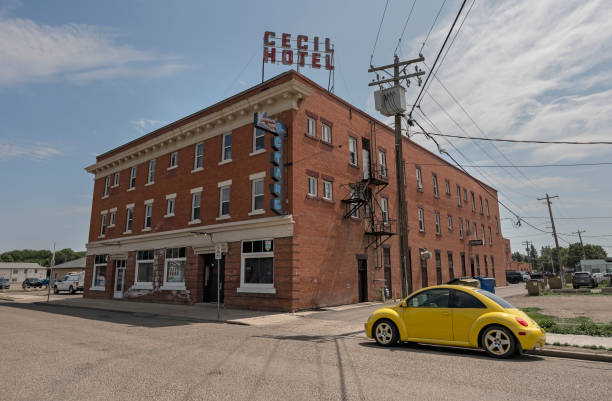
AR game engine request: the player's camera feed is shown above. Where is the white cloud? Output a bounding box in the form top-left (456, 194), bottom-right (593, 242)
top-left (0, 141), bottom-right (63, 160)
top-left (0, 15), bottom-right (184, 87)
top-left (131, 119), bottom-right (167, 133)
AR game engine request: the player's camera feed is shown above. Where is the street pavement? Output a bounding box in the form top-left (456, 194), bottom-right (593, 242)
top-left (1, 300), bottom-right (611, 400)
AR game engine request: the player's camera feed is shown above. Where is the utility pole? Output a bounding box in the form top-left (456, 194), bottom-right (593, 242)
top-left (574, 229), bottom-right (587, 270)
top-left (368, 55), bottom-right (425, 297)
top-left (522, 240), bottom-right (532, 271)
top-left (537, 194), bottom-right (565, 286)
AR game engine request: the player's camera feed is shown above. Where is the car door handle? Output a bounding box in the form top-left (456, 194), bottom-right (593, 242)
top-left (441, 311), bottom-right (450, 316)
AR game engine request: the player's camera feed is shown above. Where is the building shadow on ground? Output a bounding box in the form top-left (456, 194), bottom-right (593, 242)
top-left (0, 301), bottom-right (226, 328)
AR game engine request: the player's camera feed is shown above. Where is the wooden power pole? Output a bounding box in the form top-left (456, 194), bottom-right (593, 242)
top-left (538, 194), bottom-right (565, 286)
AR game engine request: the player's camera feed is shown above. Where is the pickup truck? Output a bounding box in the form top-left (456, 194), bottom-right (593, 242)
top-left (53, 272), bottom-right (85, 295)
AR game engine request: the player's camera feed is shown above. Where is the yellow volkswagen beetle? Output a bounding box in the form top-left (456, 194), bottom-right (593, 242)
top-left (364, 285), bottom-right (545, 358)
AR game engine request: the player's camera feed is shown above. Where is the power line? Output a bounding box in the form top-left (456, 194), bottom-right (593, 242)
top-left (520, 216), bottom-right (612, 220)
top-left (408, 161), bottom-right (612, 168)
top-left (409, 0), bottom-right (468, 116)
top-left (394, 0), bottom-right (418, 56)
top-left (370, 0), bottom-right (390, 67)
top-left (413, 131), bottom-right (612, 145)
top-left (419, 0), bottom-right (448, 54)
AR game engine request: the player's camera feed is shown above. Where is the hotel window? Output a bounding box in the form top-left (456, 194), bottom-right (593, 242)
top-left (448, 215), bottom-right (453, 231)
top-left (219, 186), bottom-right (230, 217)
top-left (457, 185), bottom-right (461, 205)
top-left (166, 194), bottom-right (176, 217)
top-left (381, 197), bottom-right (389, 224)
top-left (322, 123), bottom-right (332, 144)
top-left (379, 150), bottom-right (387, 177)
top-left (191, 192), bottom-right (201, 222)
top-left (92, 255), bottom-right (107, 290)
top-left (163, 247), bottom-right (186, 290)
top-left (113, 172), bottom-right (120, 187)
top-left (253, 128), bottom-right (265, 152)
top-left (144, 202), bottom-right (152, 229)
top-left (348, 137), bottom-right (357, 166)
top-left (495, 217), bottom-right (499, 233)
top-left (135, 250), bottom-right (154, 288)
top-left (194, 142), bottom-right (204, 169)
top-left (322, 180), bottom-right (333, 201)
top-left (99, 213), bottom-right (107, 237)
top-left (481, 224), bottom-right (486, 245)
top-left (240, 239), bottom-right (275, 293)
top-left (463, 188), bottom-right (467, 202)
top-left (169, 151), bottom-right (178, 168)
top-left (470, 192), bottom-right (475, 212)
top-left (416, 167), bottom-right (423, 190)
top-left (488, 226), bottom-right (493, 245)
top-left (147, 159), bottom-right (155, 184)
top-left (129, 167), bottom-right (137, 189)
top-left (307, 176), bottom-right (317, 197)
top-left (432, 174), bottom-right (439, 197)
top-left (350, 189), bottom-right (359, 218)
top-left (473, 223), bottom-right (478, 240)
top-left (307, 117), bottom-right (316, 137)
top-left (109, 210), bottom-right (116, 227)
top-left (103, 176), bottom-right (110, 197)
top-left (448, 252), bottom-right (454, 280)
top-left (479, 196), bottom-right (484, 214)
top-left (222, 133), bottom-right (232, 162)
top-left (435, 212), bottom-right (441, 235)
top-left (125, 206), bottom-right (134, 233)
top-left (485, 199), bottom-right (490, 216)
top-left (252, 179), bottom-right (264, 212)
top-left (418, 207), bottom-right (425, 232)
top-left (445, 179), bottom-right (451, 195)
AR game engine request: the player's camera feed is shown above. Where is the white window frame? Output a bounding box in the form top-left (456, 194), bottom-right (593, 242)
top-left (348, 137), bottom-right (357, 166)
top-left (252, 128), bottom-right (265, 154)
top-left (322, 123), bottom-right (331, 143)
top-left (381, 197), bottom-right (389, 225)
top-left (218, 185), bottom-right (231, 219)
top-left (448, 215), bottom-right (453, 231)
top-left (457, 185), bottom-right (461, 205)
top-left (459, 217), bottom-right (464, 239)
top-left (350, 189), bottom-right (360, 218)
top-left (144, 201), bottom-right (153, 230)
top-left (165, 193), bottom-right (176, 217)
top-left (433, 174), bottom-right (439, 197)
top-left (418, 208), bottom-right (425, 232)
top-left (307, 176), bottom-right (317, 197)
top-left (379, 150), bottom-right (387, 177)
top-left (190, 188), bottom-right (202, 224)
top-left (161, 248), bottom-right (186, 291)
top-left (103, 176), bottom-right (110, 197)
top-left (435, 212), bottom-right (441, 235)
top-left (169, 151), bottom-right (178, 169)
top-left (488, 226), bottom-right (493, 245)
top-left (147, 159), bottom-right (155, 185)
top-left (479, 196), bottom-right (484, 214)
top-left (125, 205), bottom-right (134, 233)
top-left (129, 167), bottom-right (137, 190)
top-left (471, 192), bottom-right (476, 212)
top-left (473, 223), bottom-right (478, 240)
top-left (134, 250), bottom-right (154, 289)
top-left (306, 117), bottom-right (316, 137)
top-left (416, 168), bottom-right (422, 190)
top-left (486, 199), bottom-right (490, 216)
top-left (322, 180), bottom-right (333, 201)
top-left (495, 217), bottom-right (499, 234)
top-left (99, 212), bottom-right (107, 237)
top-left (238, 239), bottom-right (276, 294)
top-left (193, 142), bottom-right (204, 171)
top-left (109, 208), bottom-right (116, 227)
top-left (91, 255), bottom-right (107, 291)
top-left (482, 224), bottom-right (486, 245)
top-left (113, 172), bottom-right (120, 187)
top-left (221, 132), bottom-right (232, 163)
top-left (445, 179), bottom-right (450, 195)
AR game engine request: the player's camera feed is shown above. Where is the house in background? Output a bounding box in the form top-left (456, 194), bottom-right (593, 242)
top-left (50, 257), bottom-right (86, 286)
top-left (0, 263), bottom-right (46, 284)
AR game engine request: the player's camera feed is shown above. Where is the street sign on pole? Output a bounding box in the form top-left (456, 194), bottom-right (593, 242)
top-left (215, 244), bottom-right (222, 260)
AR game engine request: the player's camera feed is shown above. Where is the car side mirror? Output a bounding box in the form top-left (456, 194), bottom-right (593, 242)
top-left (400, 301), bottom-right (407, 308)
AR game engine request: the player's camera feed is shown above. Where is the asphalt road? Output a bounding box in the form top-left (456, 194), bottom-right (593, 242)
top-left (1, 301), bottom-right (610, 401)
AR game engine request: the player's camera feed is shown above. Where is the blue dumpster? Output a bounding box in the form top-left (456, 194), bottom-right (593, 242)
top-left (477, 277), bottom-right (496, 294)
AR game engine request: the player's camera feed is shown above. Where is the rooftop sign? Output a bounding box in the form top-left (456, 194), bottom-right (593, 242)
top-left (263, 31), bottom-right (334, 71)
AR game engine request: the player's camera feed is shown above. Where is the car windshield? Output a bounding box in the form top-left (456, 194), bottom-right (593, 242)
top-left (575, 272), bottom-right (588, 276)
top-left (476, 289), bottom-right (515, 309)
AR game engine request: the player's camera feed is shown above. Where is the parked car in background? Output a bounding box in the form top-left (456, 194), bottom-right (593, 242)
top-left (521, 272), bottom-right (530, 281)
top-left (572, 272), bottom-right (596, 289)
top-left (529, 272), bottom-right (543, 280)
top-left (0, 278), bottom-right (10, 289)
top-left (22, 278), bottom-right (43, 289)
top-left (592, 273), bottom-right (605, 285)
top-left (40, 278), bottom-right (49, 287)
top-left (505, 270), bottom-right (523, 284)
top-left (53, 272), bottom-right (85, 295)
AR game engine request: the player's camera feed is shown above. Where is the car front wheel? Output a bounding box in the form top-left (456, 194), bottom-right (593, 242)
top-left (69, 286), bottom-right (75, 295)
top-left (53, 286), bottom-right (59, 294)
top-left (481, 325), bottom-right (516, 358)
top-left (373, 319), bottom-right (399, 347)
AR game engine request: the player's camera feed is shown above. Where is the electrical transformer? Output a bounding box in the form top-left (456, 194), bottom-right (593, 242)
top-left (374, 85), bottom-right (407, 117)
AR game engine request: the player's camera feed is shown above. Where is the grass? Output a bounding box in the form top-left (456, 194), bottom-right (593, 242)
top-left (551, 341), bottom-right (612, 352)
top-left (521, 307), bottom-right (612, 337)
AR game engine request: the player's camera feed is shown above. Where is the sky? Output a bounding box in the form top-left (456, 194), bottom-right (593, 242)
top-left (1, 0), bottom-right (611, 255)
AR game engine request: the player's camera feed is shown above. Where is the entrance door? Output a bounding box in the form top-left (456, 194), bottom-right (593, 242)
top-left (357, 259), bottom-right (368, 302)
top-left (470, 257), bottom-right (475, 277)
top-left (114, 267), bottom-right (125, 299)
top-left (203, 253), bottom-right (225, 303)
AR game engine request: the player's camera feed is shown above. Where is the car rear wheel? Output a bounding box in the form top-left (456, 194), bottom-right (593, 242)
top-left (373, 319), bottom-right (399, 347)
top-left (481, 325), bottom-right (515, 358)
top-left (69, 286), bottom-right (75, 295)
top-left (53, 286), bottom-right (59, 294)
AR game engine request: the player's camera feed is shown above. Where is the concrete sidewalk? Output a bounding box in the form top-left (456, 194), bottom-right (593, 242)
top-left (546, 333), bottom-right (612, 349)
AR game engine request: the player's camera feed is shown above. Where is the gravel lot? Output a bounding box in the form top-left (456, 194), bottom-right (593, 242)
top-left (506, 294), bottom-right (612, 323)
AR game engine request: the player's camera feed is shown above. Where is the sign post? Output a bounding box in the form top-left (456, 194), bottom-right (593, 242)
top-left (215, 243), bottom-right (222, 321)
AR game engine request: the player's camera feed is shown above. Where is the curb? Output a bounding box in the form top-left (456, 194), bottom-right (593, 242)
top-left (32, 301), bottom-right (250, 326)
top-left (529, 347), bottom-right (612, 363)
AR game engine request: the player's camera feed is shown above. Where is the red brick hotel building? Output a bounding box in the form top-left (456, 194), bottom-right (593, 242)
top-left (84, 70), bottom-right (511, 311)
